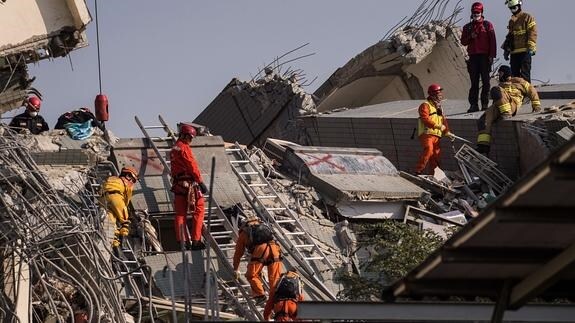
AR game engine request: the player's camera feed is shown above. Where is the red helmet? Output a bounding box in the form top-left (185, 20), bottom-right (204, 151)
top-left (471, 2), bottom-right (483, 13)
top-left (120, 166), bottom-right (139, 181)
top-left (27, 97), bottom-right (41, 111)
top-left (427, 84), bottom-right (443, 96)
top-left (180, 124), bottom-right (196, 137)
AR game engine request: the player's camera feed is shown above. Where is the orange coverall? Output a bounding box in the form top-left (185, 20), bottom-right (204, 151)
top-left (233, 228), bottom-right (283, 297)
top-left (170, 139), bottom-right (205, 242)
top-left (263, 290), bottom-right (304, 321)
top-left (415, 99), bottom-right (450, 174)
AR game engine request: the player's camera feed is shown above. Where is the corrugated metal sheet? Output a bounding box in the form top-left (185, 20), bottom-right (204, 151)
top-left (283, 146), bottom-right (424, 203)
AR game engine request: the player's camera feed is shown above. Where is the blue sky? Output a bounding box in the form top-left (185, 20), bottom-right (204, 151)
top-left (11, 0), bottom-right (575, 137)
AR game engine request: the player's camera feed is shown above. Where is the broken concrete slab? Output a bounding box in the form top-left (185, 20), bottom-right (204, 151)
top-left (313, 22), bottom-right (470, 113)
top-left (280, 145), bottom-right (425, 204)
top-left (193, 74), bottom-right (316, 148)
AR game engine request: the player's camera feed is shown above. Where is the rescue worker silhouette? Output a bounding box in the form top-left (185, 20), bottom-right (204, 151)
top-left (169, 124), bottom-right (208, 250)
top-left (9, 96), bottom-right (49, 134)
top-left (476, 65), bottom-right (540, 155)
top-left (502, 0), bottom-right (537, 82)
top-left (232, 216), bottom-right (283, 305)
top-left (263, 270), bottom-right (304, 321)
top-left (461, 2), bottom-right (496, 112)
top-left (100, 166), bottom-right (139, 248)
top-left (414, 84), bottom-right (455, 175)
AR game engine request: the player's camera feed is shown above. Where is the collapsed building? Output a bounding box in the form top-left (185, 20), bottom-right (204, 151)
top-left (1, 0), bottom-right (575, 322)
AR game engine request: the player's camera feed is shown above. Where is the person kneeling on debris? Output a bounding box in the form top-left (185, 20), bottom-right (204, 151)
top-left (233, 216), bottom-right (283, 305)
top-left (9, 96), bottom-right (49, 135)
top-left (169, 124), bottom-right (208, 250)
top-left (99, 167), bottom-right (138, 248)
top-left (55, 107), bottom-right (103, 140)
top-left (263, 270), bottom-right (304, 321)
top-left (414, 84), bottom-right (456, 175)
top-left (476, 65), bottom-right (540, 155)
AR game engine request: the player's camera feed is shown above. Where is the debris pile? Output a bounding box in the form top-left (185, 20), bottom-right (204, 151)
top-left (0, 126), bottom-right (130, 322)
top-left (194, 62), bottom-right (317, 148)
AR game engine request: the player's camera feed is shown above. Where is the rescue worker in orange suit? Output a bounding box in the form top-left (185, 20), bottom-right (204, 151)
top-left (476, 65), bottom-right (540, 155)
top-left (263, 271), bottom-right (304, 321)
top-left (169, 124), bottom-right (208, 250)
top-left (414, 84), bottom-right (455, 175)
top-left (9, 96), bottom-right (49, 134)
top-left (100, 167), bottom-right (139, 248)
top-left (502, 0), bottom-right (537, 83)
top-left (460, 2), bottom-right (496, 112)
top-left (232, 216), bottom-right (283, 305)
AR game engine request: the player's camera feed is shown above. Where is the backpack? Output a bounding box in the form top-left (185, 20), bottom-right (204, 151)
top-left (246, 221), bottom-right (274, 247)
top-left (275, 271), bottom-right (302, 301)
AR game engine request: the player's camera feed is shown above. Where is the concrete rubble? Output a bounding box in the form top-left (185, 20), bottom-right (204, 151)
top-left (313, 22), bottom-right (469, 112)
top-left (194, 67), bottom-right (317, 148)
top-left (3, 0), bottom-right (575, 321)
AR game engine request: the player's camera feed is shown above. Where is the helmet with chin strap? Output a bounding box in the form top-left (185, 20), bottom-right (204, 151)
top-left (26, 96), bottom-right (41, 111)
top-left (505, 0), bottom-right (521, 8)
top-left (427, 84), bottom-right (443, 96)
top-left (471, 2), bottom-right (483, 13)
top-left (179, 124), bottom-right (197, 138)
top-left (120, 166), bottom-right (139, 181)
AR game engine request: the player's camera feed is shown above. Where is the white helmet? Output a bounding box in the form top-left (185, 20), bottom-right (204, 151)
top-left (505, 0), bottom-right (521, 8)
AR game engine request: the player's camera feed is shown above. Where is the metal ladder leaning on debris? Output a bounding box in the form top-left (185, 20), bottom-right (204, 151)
top-left (454, 144), bottom-right (513, 196)
top-left (226, 142), bottom-right (337, 301)
top-left (134, 115), bottom-right (263, 320)
top-left (85, 161), bottom-right (150, 306)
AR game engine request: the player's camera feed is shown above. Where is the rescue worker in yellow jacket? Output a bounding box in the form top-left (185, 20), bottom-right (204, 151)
top-left (415, 84), bottom-right (455, 175)
top-left (476, 65), bottom-right (540, 155)
top-left (502, 0), bottom-right (537, 82)
top-left (100, 167), bottom-right (139, 247)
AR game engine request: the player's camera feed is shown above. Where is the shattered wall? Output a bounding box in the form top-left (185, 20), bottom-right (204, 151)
top-left (314, 22), bottom-right (469, 112)
top-left (193, 74), bottom-right (316, 147)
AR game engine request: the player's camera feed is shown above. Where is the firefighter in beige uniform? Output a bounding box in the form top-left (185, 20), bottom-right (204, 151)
top-left (476, 65), bottom-right (540, 155)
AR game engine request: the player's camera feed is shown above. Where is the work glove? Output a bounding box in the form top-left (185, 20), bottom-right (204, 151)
top-left (198, 182), bottom-right (208, 194)
top-left (446, 132), bottom-right (456, 142)
top-left (503, 51), bottom-right (510, 61)
top-left (532, 105), bottom-right (541, 113)
top-left (234, 270), bottom-right (241, 280)
top-left (528, 50), bottom-right (536, 56)
top-left (119, 223), bottom-right (130, 237)
top-left (439, 124), bottom-right (447, 132)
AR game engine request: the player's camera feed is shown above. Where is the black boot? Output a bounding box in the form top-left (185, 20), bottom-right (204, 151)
top-left (467, 105), bottom-right (479, 113)
top-left (476, 144), bottom-right (490, 156)
top-left (190, 240), bottom-right (206, 250)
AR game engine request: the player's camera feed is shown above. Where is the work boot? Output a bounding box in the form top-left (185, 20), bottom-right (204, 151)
top-left (475, 144), bottom-right (490, 156)
top-left (467, 105), bottom-right (479, 113)
top-left (190, 240), bottom-right (206, 250)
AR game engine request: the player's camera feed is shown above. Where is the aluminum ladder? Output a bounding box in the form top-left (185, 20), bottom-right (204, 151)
top-left (134, 115), bottom-right (264, 320)
top-left (226, 142), bottom-right (337, 300)
top-left (454, 144), bottom-right (513, 196)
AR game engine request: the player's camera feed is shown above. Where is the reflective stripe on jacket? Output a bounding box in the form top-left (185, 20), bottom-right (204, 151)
top-left (494, 77), bottom-right (540, 115)
top-left (417, 100), bottom-right (447, 137)
top-left (504, 11), bottom-right (537, 54)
